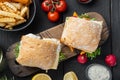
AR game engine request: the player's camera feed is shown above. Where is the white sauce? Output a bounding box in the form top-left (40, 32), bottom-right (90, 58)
top-left (88, 64), bottom-right (110, 80)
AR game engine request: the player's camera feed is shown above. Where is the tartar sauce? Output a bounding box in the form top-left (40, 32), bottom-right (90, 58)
top-left (87, 64), bottom-right (111, 80)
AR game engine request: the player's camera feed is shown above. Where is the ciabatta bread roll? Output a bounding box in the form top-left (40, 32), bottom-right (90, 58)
top-left (16, 34), bottom-right (61, 70)
top-left (61, 17), bottom-right (103, 53)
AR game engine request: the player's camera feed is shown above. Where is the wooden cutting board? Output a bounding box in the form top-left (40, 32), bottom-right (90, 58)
top-left (6, 12), bottom-right (109, 77)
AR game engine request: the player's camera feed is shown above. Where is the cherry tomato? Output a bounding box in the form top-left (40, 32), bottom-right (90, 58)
top-left (105, 54), bottom-right (117, 67)
top-left (55, 0), bottom-right (67, 13)
top-left (77, 54), bottom-right (88, 64)
top-left (48, 11), bottom-right (60, 22)
top-left (41, 0), bottom-right (52, 12)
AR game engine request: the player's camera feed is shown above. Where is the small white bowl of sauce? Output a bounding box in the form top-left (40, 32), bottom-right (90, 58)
top-left (86, 64), bottom-right (112, 80)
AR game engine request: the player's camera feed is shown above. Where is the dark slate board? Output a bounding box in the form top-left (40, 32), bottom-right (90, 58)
top-left (6, 12), bottom-right (109, 77)
top-left (111, 0), bottom-right (120, 80)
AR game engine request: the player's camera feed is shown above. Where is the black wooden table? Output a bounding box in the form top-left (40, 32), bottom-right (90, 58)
top-left (0, 0), bottom-right (120, 80)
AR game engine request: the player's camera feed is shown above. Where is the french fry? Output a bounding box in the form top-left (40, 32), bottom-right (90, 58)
top-left (0, 18), bottom-right (16, 22)
top-left (0, 22), bottom-right (6, 27)
top-left (20, 6), bottom-right (28, 17)
top-left (0, 15), bottom-right (3, 17)
top-left (6, 5), bottom-right (15, 13)
top-left (10, 2), bottom-right (23, 10)
top-left (6, 19), bottom-right (26, 28)
top-left (0, 1), bottom-right (30, 30)
top-left (26, 6), bottom-right (29, 19)
top-left (5, 24), bottom-right (13, 29)
top-left (0, 2), bottom-right (8, 11)
top-left (5, 25), bottom-right (11, 28)
top-left (3, 2), bottom-right (17, 12)
top-left (15, 19), bottom-right (26, 25)
top-left (0, 10), bottom-right (24, 19)
top-left (0, 7), bottom-right (2, 10)
top-left (4, 4), bottom-right (20, 14)
top-left (7, 22), bottom-right (16, 25)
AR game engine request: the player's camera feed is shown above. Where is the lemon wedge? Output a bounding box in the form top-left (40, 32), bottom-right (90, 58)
top-left (32, 73), bottom-right (52, 80)
top-left (63, 71), bottom-right (78, 80)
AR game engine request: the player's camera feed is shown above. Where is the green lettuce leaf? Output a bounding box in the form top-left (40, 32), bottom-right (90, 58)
top-left (86, 48), bottom-right (101, 60)
top-left (79, 13), bottom-right (96, 20)
top-left (59, 52), bottom-right (66, 62)
top-left (14, 43), bottom-right (20, 58)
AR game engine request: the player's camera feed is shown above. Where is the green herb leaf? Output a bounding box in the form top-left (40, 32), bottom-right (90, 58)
top-left (86, 48), bottom-right (101, 60)
top-left (59, 52), bottom-right (66, 62)
top-left (91, 18), bottom-right (96, 21)
top-left (79, 13), bottom-right (96, 20)
top-left (14, 43), bottom-right (20, 58)
top-left (79, 13), bottom-right (90, 18)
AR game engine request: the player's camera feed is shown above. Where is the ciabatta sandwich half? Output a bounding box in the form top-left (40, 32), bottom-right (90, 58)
top-left (61, 17), bottom-right (103, 53)
top-left (16, 33), bottom-right (61, 70)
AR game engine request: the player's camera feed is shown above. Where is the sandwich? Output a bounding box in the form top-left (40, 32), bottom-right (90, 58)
top-left (61, 17), bottom-right (103, 53)
top-left (16, 33), bottom-right (61, 70)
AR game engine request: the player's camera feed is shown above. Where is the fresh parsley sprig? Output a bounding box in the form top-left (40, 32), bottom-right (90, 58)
top-left (86, 48), bottom-right (101, 60)
top-left (79, 13), bottom-right (96, 20)
top-left (59, 52), bottom-right (66, 62)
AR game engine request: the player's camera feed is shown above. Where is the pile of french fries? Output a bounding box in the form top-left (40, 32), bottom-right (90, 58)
top-left (0, 2), bottom-right (29, 29)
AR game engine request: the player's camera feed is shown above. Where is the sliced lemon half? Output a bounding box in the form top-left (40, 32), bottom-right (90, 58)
top-left (32, 73), bottom-right (52, 80)
top-left (63, 71), bottom-right (78, 80)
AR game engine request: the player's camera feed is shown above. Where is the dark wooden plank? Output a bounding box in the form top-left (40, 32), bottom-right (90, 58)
top-left (111, 0), bottom-right (120, 80)
top-left (6, 12), bottom-right (109, 78)
top-left (63, 0), bottom-right (111, 80)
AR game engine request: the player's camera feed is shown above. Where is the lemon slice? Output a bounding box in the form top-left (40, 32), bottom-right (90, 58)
top-left (32, 73), bottom-right (52, 80)
top-left (63, 71), bottom-right (78, 80)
